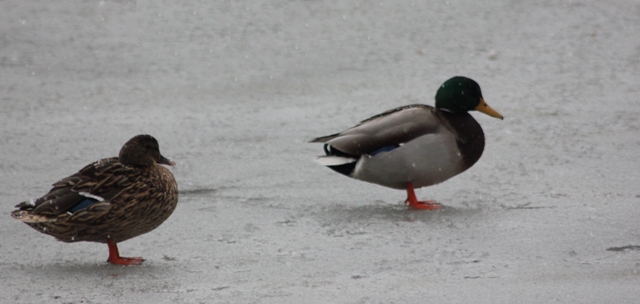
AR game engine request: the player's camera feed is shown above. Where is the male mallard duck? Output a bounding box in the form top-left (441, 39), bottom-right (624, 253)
top-left (310, 76), bottom-right (503, 210)
top-left (11, 134), bottom-right (178, 265)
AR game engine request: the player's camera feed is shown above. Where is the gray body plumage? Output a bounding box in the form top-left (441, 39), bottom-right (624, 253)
top-left (312, 104), bottom-right (485, 190)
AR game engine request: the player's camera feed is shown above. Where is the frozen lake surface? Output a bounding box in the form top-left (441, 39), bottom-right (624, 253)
top-left (1, 0), bottom-right (639, 303)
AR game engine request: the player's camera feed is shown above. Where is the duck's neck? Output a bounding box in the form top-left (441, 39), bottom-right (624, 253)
top-left (439, 110), bottom-right (485, 170)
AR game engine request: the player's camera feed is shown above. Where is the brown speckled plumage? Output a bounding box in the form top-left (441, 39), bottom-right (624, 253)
top-left (11, 134), bottom-right (178, 264)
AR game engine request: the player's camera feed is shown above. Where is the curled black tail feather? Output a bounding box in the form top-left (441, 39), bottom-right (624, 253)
top-left (322, 144), bottom-right (358, 176)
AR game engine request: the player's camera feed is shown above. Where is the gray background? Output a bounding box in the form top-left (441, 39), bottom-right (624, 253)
top-left (1, 0), bottom-right (639, 303)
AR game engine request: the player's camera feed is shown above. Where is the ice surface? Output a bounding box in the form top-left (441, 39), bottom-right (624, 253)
top-left (1, 0), bottom-right (639, 303)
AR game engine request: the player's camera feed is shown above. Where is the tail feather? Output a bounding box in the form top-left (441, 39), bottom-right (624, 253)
top-left (314, 155), bottom-right (357, 167)
top-left (11, 210), bottom-right (55, 223)
top-left (309, 133), bottom-right (340, 143)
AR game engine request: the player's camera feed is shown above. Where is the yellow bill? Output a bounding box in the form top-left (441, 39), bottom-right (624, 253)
top-left (476, 98), bottom-right (504, 120)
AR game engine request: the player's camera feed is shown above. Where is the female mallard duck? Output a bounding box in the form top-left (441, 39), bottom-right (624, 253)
top-left (11, 134), bottom-right (178, 265)
top-left (310, 76), bottom-right (503, 210)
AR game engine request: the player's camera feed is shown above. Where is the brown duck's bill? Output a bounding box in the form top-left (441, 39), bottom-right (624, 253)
top-left (159, 155), bottom-right (176, 166)
top-left (476, 98), bottom-right (504, 120)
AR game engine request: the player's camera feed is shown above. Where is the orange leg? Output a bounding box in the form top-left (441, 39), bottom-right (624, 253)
top-left (405, 182), bottom-right (441, 210)
top-left (107, 237), bottom-right (144, 266)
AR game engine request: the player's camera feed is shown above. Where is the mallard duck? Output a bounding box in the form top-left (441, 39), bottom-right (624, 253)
top-left (310, 76), bottom-right (503, 210)
top-left (11, 134), bottom-right (178, 265)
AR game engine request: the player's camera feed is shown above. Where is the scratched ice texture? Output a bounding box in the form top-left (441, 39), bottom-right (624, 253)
top-left (0, 0), bottom-right (639, 303)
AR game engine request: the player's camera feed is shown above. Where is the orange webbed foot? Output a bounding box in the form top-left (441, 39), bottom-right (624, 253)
top-left (107, 256), bottom-right (145, 266)
top-left (107, 237), bottom-right (145, 266)
top-left (405, 198), bottom-right (442, 210)
top-left (405, 182), bottom-right (442, 210)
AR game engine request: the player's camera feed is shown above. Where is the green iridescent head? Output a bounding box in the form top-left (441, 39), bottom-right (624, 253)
top-left (435, 76), bottom-right (503, 119)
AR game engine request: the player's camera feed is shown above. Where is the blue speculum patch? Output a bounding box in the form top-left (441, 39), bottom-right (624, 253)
top-left (69, 198), bottom-right (99, 213)
top-left (370, 145), bottom-right (400, 156)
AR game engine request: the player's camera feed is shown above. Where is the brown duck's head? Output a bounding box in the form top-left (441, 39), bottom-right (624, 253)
top-left (119, 134), bottom-right (175, 167)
